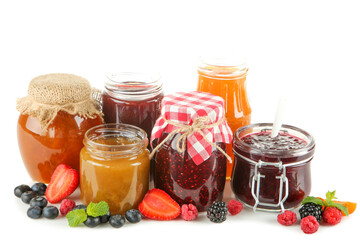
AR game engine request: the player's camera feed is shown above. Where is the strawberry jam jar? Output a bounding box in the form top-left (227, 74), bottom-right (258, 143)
top-left (154, 133), bottom-right (227, 212)
top-left (231, 123), bottom-right (315, 212)
top-left (151, 91), bottom-right (233, 212)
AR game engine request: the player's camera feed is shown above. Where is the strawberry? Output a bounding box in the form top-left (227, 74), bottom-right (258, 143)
top-left (45, 164), bottom-right (79, 203)
top-left (138, 188), bottom-right (180, 220)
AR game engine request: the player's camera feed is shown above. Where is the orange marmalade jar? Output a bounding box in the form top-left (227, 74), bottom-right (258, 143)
top-left (80, 124), bottom-right (150, 214)
top-left (17, 74), bottom-right (103, 183)
top-left (197, 57), bottom-right (251, 179)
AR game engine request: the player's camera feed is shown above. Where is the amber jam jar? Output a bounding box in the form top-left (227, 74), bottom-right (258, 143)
top-left (17, 73), bottom-right (103, 183)
top-left (231, 123), bottom-right (315, 212)
top-left (80, 123), bottom-right (150, 215)
top-left (102, 72), bottom-right (163, 141)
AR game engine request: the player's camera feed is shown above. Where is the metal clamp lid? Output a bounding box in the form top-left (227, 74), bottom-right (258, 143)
top-left (251, 160), bottom-right (289, 212)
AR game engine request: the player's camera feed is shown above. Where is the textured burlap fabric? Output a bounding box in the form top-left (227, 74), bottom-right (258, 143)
top-left (17, 73), bottom-right (103, 134)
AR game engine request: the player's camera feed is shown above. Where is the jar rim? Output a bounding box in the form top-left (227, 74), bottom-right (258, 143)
top-left (104, 72), bottom-right (163, 100)
top-left (84, 123), bottom-right (148, 156)
top-left (233, 123), bottom-right (315, 158)
top-left (198, 56), bottom-right (248, 79)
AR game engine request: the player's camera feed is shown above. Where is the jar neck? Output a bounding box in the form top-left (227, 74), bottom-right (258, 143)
top-left (84, 123), bottom-right (148, 158)
top-left (105, 72), bottom-right (163, 101)
top-left (198, 57), bottom-right (248, 80)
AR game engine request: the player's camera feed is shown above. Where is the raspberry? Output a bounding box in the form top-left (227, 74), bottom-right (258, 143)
top-left (180, 204), bottom-right (198, 221)
top-left (277, 210), bottom-right (297, 226)
top-left (323, 207), bottom-right (342, 225)
top-left (300, 216), bottom-right (319, 234)
top-left (227, 199), bottom-right (243, 215)
top-left (60, 199), bottom-right (76, 216)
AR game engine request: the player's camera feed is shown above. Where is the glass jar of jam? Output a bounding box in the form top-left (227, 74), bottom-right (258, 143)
top-left (102, 72), bottom-right (163, 142)
top-left (197, 57), bottom-right (251, 180)
top-left (154, 133), bottom-right (227, 212)
top-left (17, 74), bottom-right (103, 183)
top-left (151, 91), bottom-right (233, 211)
top-left (231, 123), bottom-right (315, 212)
top-left (80, 123), bottom-right (150, 215)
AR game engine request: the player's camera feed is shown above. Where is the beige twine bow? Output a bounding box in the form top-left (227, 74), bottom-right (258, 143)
top-left (149, 116), bottom-right (232, 163)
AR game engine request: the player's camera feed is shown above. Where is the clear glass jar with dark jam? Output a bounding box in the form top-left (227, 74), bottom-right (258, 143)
top-left (154, 133), bottom-right (227, 212)
top-left (231, 123), bottom-right (315, 212)
top-left (102, 72), bottom-right (163, 141)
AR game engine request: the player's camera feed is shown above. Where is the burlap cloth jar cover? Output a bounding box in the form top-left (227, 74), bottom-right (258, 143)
top-left (16, 73), bottom-right (103, 183)
top-left (17, 73), bottom-right (103, 133)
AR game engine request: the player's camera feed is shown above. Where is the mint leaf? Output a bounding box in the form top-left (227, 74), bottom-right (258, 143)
top-left (66, 209), bottom-right (87, 227)
top-left (327, 201), bottom-right (349, 216)
top-left (326, 190), bottom-right (337, 201)
top-left (302, 196), bottom-right (325, 206)
top-left (86, 201), bottom-right (109, 217)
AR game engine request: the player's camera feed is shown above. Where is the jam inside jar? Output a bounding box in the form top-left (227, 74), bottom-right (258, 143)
top-left (102, 72), bottom-right (163, 142)
top-left (154, 133), bottom-right (227, 212)
top-left (231, 123), bottom-right (315, 212)
top-left (80, 123), bottom-right (150, 215)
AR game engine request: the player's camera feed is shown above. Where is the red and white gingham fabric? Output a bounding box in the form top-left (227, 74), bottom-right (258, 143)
top-left (151, 91), bottom-right (233, 165)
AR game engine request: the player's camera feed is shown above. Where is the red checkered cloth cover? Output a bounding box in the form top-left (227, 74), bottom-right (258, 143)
top-left (151, 91), bottom-right (233, 165)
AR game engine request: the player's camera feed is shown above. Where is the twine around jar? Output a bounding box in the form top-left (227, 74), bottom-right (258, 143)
top-left (149, 116), bottom-right (232, 163)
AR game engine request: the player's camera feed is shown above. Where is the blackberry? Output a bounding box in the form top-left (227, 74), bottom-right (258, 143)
top-left (299, 203), bottom-right (323, 222)
top-left (207, 201), bottom-right (227, 223)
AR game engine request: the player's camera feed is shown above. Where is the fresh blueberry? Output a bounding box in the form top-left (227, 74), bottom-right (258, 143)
top-left (21, 191), bottom-right (37, 204)
top-left (30, 196), bottom-right (48, 209)
top-left (31, 183), bottom-right (47, 196)
top-left (14, 184), bottom-right (31, 198)
top-left (99, 211), bottom-right (111, 223)
top-left (109, 215), bottom-right (126, 228)
top-left (125, 209), bottom-right (142, 223)
top-left (84, 216), bottom-right (101, 228)
top-left (73, 204), bottom-right (87, 212)
top-left (42, 206), bottom-right (59, 219)
top-left (27, 206), bottom-right (42, 219)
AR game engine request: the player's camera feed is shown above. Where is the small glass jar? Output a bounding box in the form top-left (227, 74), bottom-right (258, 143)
top-left (80, 123), bottom-right (150, 215)
top-left (231, 123), bottom-right (315, 212)
top-left (102, 72), bottom-right (163, 141)
top-left (154, 133), bottom-right (227, 212)
top-left (197, 57), bottom-right (252, 180)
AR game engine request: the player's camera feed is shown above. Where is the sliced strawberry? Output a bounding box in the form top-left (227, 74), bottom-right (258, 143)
top-left (138, 188), bottom-right (180, 220)
top-left (45, 164), bottom-right (79, 203)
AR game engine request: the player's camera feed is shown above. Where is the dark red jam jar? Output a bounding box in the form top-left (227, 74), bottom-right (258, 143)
top-left (154, 133), bottom-right (227, 212)
top-left (231, 123), bottom-right (315, 212)
top-left (151, 91), bottom-right (233, 212)
top-left (102, 72), bottom-right (163, 141)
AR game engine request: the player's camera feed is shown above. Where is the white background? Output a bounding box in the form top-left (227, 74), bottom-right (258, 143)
top-left (0, 0), bottom-right (359, 239)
